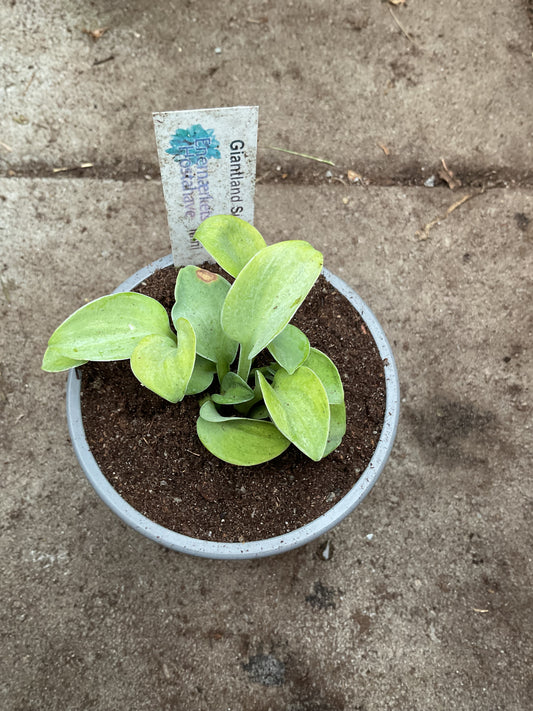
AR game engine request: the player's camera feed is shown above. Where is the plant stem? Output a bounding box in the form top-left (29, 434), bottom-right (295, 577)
top-left (216, 360), bottom-right (229, 386)
top-left (237, 344), bottom-right (252, 383)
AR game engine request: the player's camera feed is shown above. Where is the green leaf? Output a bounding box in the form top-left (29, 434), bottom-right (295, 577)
top-left (198, 398), bottom-right (231, 422)
top-left (221, 241), bottom-right (323, 369)
top-left (303, 348), bottom-right (346, 455)
top-left (233, 369), bottom-right (265, 415)
top-left (185, 355), bottom-right (216, 395)
top-left (48, 292), bottom-right (174, 361)
top-left (248, 402), bottom-right (270, 420)
top-left (130, 318), bottom-right (196, 403)
top-left (258, 366), bottom-right (330, 461)
top-left (194, 215), bottom-right (267, 277)
top-left (42, 346), bottom-right (87, 373)
top-left (304, 347), bottom-right (344, 404)
top-left (212, 372), bottom-right (255, 405)
top-left (253, 364), bottom-right (279, 380)
top-left (268, 324), bottom-right (310, 374)
top-left (172, 265), bottom-right (238, 377)
top-left (323, 403), bottom-right (347, 456)
top-left (197, 410), bottom-right (290, 466)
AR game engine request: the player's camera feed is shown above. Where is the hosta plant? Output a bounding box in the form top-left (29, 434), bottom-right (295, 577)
top-left (42, 216), bottom-right (346, 466)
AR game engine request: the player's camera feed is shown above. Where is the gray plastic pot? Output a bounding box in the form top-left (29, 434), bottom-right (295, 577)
top-left (66, 254), bottom-right (400, 560)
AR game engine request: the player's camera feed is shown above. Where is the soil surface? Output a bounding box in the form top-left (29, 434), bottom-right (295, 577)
top-left (80, 265), bottom-right (386, 542)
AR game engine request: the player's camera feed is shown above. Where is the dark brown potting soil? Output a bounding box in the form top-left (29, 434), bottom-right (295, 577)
top-left (80, 264), bottom-right (386, 542)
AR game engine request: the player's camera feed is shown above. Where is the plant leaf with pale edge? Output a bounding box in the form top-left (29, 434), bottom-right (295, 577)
top-left (185, 355), bottom-right (216, 395)
top-left (172, 266), bottom-right (238, 370)
top-left (42, 346), bottom-right (87, 373)
top-left (197, 411), bottom-right (290, 466)
top-left (305, 348), bottom-right (346, 454)
top-left (258, 367), bottom-right (330, 461)
top-left (268, 324), bottom-right (310, 374)
top-left (304, 347), bottom-right (344, 404)
top-left (48, 292), bottom-right (174, 361)
top-left (199, 398), bottom-right (243, 423)
top-left (130, 318), bottom-right (195, 403)
top-left (323, 403), bottom-right (347, 456)
top-left (221, 241), bottom-right (323, 362)
top-left (199, 399), bottom-right (230, 422)
top-left (212, 372), bottom-right (254, 405)
top-left (194, 215), bottom-right (267, 277)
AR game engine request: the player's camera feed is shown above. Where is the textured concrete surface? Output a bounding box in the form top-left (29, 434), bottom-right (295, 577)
top-left (1, 0), bottom-right (532, 182)
top-left (1, 1), bottom-right (532, 710)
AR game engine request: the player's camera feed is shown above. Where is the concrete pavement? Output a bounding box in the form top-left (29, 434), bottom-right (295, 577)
top-left (1, 1), bottom-right (532, 710)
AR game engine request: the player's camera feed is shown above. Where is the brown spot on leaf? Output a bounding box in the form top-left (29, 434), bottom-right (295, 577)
top-left (196, 268), bottom-right (218, 283)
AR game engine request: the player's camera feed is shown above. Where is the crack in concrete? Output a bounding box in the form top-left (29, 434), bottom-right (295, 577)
top-left (1, 160), bottom-right (532, 189)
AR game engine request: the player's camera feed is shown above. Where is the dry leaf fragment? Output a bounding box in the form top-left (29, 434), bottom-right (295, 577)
top-left (389, 7), bottom-right (417, 46)
top-left (438, 158), bottom-right (462, 190)
top-left (12, 115), bottom-right (29, 125)
top-left (415, 192), bottom-right (479, 240)
top-left (347, 169), bottom-right (362, 183)
top-left (445, 194), bottom-right (473, 215)
top-left (82, 27), bottom-right (109, 41)
top-left (52, 163), bottom-right (94, 174)
top-left (23, 71), bottom-right (36, 96)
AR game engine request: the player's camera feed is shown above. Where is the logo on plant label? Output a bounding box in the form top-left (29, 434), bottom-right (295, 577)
top-left (165, 124), bottom-right (221, 230)
top-left (166, 124), bottom-right (221, 164)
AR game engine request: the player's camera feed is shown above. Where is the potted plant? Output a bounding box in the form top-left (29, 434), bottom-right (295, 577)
top-left (43, 215), bottom-right (399, 559)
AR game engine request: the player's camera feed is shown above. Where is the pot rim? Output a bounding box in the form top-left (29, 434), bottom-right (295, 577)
top-left (66, 254), bottom-right (400, 559)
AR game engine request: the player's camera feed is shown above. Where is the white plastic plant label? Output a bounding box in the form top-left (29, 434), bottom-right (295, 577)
top-left (153, 106), bottom-right (259, 266)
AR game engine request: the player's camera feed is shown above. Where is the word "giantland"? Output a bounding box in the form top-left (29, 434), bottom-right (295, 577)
top-left (229, 139), bottom-right (246, 216)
